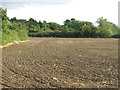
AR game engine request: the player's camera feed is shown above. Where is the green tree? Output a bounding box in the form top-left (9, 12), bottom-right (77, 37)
top-left (64, 19), bottom-right (71, 27)
top-left (96, 17), bottom-right (113, 37)
top-left (63, 25), bottom-right (69, 32)
top-left (27, 18), bottom-right (40, 32)
top-left (1, 8), bottom-right (9, 32)
top-left (81, 25), bottom-right (92, 37)
top-left (111, 24), bottom-right (119, 34)
top-left (48, 22), bottom-right (59, 30)
top-left (1, 8), bottom-right (28, 45)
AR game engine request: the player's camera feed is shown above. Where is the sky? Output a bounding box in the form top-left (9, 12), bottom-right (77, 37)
top-left (1, 0), bottom-right (120, 25)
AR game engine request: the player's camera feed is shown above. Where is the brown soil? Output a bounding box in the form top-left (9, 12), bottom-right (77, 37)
top-left (2, 38), bottom-right (118, 88)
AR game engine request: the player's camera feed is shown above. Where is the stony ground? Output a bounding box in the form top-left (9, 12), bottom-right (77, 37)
top-left (2, 38), bottom-right (118, 88)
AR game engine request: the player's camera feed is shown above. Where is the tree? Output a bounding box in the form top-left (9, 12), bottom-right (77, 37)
top-left (38, 20), bottom-right (42, 28)
top-left (71, 18), bottom-right (75, 21)
top-left (48, 22), bottom-right (59, 30)
top-left (1, 8), bottom-right (28, 45)
top-left (42, 20), bottom-right (48, 31)
top-left (81, 25), bottom-right (92, 37)
top-left (27, 18), bottom-right (40, 32)
top-left (1, 8), bottom-right (9, 32)
top-left (84, 21), bottom-right (92, 26)
top-left (63, 25), bottom-right (69, 32)
top-left (111, 23), bottom-right (119, 34)
top-left (96, 17), bottom-right (113, 37)
top-left (10, 17), bottom-right (17, 22)
top-left (71, 20), bottom-right (84, 31)
top-left (64, 19), bottom-right (71, 27)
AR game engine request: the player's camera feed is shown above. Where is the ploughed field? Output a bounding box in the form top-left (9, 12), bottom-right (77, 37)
top-left (2, 38), bottom-right (118, 88)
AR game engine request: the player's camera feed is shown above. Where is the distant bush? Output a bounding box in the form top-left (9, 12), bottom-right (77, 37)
top-left (28, 31), bottom-right (82, 38)
top-left (111, 34), bottom-right (120, 38)
top-left (2, 30), bottom-right (28, 45)
top-left (18, 30), bottom-right (28, 40)
top-left (2, 30), bottom-right (20, 45)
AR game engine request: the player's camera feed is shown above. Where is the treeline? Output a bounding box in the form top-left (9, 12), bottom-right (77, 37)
top-left (28, 18), bottom-right (120, 38)
top-left (0, 8), bottom-right (120, 45)
top-left (10, 17), bottom-right (119, 38)
top-left (10, 17), bottom-right (120, 38)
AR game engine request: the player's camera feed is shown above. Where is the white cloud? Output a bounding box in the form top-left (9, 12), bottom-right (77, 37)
top-left (7, 0), bottom-right (119, 25)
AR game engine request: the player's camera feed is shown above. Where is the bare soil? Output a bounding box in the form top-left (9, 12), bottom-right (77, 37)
top-left (2, 38), bottom-right (118, 88)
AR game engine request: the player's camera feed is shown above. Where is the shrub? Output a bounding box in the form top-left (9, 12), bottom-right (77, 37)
top-left (2, 30), bottom-right (20, 45)
top-left (18, 30), bottom-right (28, 40)
top-left (111, 34), bottom-right (120, 38)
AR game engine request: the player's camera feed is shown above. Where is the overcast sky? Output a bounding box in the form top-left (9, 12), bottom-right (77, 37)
top-left (1, 0), bottom-right (119, 25)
